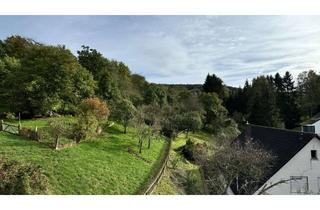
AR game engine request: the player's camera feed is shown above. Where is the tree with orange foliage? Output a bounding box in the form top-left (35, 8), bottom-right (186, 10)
top-left (75, 98), bottom-right (110, 141)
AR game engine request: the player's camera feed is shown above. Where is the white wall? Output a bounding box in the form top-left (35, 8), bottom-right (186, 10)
top-left (255, 137), bottom-right (320, 195)
top-left (312, 120), bottom-right (320, 134)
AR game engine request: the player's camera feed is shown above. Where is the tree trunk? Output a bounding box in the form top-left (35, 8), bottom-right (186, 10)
top-left (139, 140), bottom-right (143, 153)
top-left (55, 136), bottom-right (59, 150)
top-left (148, 137), bottom-right (151, 149)
top-left (124, 122), bottom-right (127, 133)
top-left (96, 126), bottom-right (102, 135)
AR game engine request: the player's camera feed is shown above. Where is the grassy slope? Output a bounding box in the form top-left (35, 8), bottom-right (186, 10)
top-left (153, 125), bottom-right (240, 195)
top-left (152, 132), bottom-right (209, 195)
top-left (0, 119), bottom-right (167, 194)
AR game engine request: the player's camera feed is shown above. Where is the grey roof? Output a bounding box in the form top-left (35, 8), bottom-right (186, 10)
top-left (230, 124), bottom-right (319, 194)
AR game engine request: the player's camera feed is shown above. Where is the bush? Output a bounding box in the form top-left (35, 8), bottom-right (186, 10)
top-left (161, 118), bottom-right (178, 139)
top-left (19, 127), bottom-right (41, 141)
top-left (47, 118), bottom-right (73, 149)
top-left (79, 98), bottom-right (110, 121)
top-left (71, 123), bottom-right (87, 143)
top-left (76, 98), bottom-right (110, 140)
top-left (179, 138), bottom-right (208, 163)
top-left (186, 170), bottom-right (202, 195)
top-left (5, 112), bottom-right (16, 120)
top-left (0, 158), bottom-right (50, 194)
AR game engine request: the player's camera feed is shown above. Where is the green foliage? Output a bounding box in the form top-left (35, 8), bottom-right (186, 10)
top-left (247, 76), bottom-right (283, 128)
top-left (0, 39), bottom-right (96, 116)
top-left (200, 92), bottom-right (229, 133)
top-left (138, 104), bottom-right (162, 127)
top-left (274, 72), bottom-right (300, 129)
top-left (75, 98), bottom-right (110, 141)
top-left (185, 170), bottom-right (204, 195)
top-left (297, 70), bottom-right (320, 117)
top-left (172, 111), bottom-right (203, 135)
top-left (77, 46), bottom-right (120, 101)
top-left (77, 46), bottom-right (134, 102)
top-left (226, 75), bottom-right (284, 128)
top-left (77, 45), bottom-right (108, 79)
top-left (225, 70), bottom-right (320, 129)
top-left (179, 138), bottom-right (208, 163)
top-left (130, 74), bottom-right (148, 106)
top-left (47, 117), bottom-right (73, 148)
top-left (153, 132), bottom-right (208, 195)
top-left (111, 98), bottom-right (137, 133)
top-left (4, 112), bottom-right (16, 120)
top-left (144, 84), bottom-right (167, 107)
top-left (0, 158), bottom-right (49, 194)
top-left (202, 73), bottom-right (227, 99)
top-left (135, 123), bottom-right (152, 153)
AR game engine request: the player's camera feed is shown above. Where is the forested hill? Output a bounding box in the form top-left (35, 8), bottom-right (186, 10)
top-left (160, 84), bottom-right (202, 90)
top-left (1, 35), bottom-right (320, 134)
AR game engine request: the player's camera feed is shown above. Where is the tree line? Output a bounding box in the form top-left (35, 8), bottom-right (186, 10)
top-left (2, 35), bottom-right (318, 134)
top-left (224, 70), bottom-right (320, 130)
top-left (0, 35), bottom-right (236, 139)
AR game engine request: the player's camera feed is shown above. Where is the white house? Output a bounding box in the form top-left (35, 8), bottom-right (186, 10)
top-left (229, 124), bottom-right (320, 195)
top-left (301, 113), bottom-right (320, 134)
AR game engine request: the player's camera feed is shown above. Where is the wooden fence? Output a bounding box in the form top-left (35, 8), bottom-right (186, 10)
top-left (139, 139), bottom-right (172, 195)
top-left (0, 120), bottom-right (20, 135)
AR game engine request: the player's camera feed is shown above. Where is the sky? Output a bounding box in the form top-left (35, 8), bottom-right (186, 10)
top-left (1, 16), bottom-right (320, 87)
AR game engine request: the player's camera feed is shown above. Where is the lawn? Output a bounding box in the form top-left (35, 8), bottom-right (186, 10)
top-left (0, 119), bottom-right (168, 194)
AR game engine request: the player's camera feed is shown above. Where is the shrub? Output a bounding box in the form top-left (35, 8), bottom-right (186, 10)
top-left (71, 123), bottom-right (87, 143)
top-left (161, 118), bottom-right (178, 139)
top-left (186, 170), bottom-right (202, 195)
top-left (0, 158), bottom-right (49, 194)
top-left (5, 112), bottom-right (16, 120)
top-left (169, 154), bottom-right (183, 170)
top-left (19, 127), bottom-right (41, 141)
top-left (203, 140), bottom-right (275, 195)
top-left (47, 118), bottom-right (73, 149)
top-left (179, 138), bottom-right (208, 163)
top-left (76, 98), bottom-right (110, 140)
top-left (79, 98), bottom-right (110, 121)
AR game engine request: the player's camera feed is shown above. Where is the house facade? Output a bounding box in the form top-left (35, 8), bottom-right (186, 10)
top-left (302, 119), bottom-right (320, 134)
top-left (231, 124), bottom-right (320, 195)
top-left (255, 137), bottom-right (320, 194)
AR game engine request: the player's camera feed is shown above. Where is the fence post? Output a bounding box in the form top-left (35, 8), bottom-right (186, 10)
top-left (0, 120), bottom-right (3, 131)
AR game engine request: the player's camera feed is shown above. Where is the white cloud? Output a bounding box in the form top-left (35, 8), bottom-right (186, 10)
top-left (1, 16), bottom-right (320, 86)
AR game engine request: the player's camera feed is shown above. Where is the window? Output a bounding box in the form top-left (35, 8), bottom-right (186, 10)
top-left (318, 177), bottom-right (320, 194)
top-left (311, 150), bottom-right (318, 160)
top-left (290, 176), bottom-right (308, 194)
top-left (303, 125), bottom-right (315, 133)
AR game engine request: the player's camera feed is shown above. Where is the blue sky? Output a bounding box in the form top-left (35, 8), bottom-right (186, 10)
top-left (1, 16), bottom-right (320, 87)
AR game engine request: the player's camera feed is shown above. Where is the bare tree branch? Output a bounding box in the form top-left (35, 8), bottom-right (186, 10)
top-left (257, 178), bottom-right (292, 195)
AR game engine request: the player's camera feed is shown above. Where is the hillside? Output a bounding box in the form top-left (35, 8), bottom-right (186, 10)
top-left (0, 119), bottom-right (168, 194)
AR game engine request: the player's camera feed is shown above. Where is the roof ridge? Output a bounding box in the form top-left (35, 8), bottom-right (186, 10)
top-left (248, 123), bottom-right (316, 135)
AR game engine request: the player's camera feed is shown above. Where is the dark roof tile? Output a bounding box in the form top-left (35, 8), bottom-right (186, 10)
top-left (231, 124), bottom-right (318, 194)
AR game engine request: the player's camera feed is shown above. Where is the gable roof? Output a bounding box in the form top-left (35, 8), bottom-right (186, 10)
top-left (231, 124), bottom-right (319, 194)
